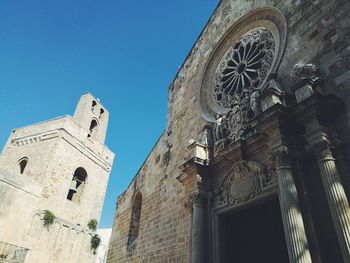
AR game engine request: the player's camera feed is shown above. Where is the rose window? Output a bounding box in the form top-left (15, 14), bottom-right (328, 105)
top-left (213, 27), bottom-right (275, 108)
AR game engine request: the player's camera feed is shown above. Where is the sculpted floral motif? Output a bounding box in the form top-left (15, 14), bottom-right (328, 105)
top-left (213, 161), bottom-right (277, 208)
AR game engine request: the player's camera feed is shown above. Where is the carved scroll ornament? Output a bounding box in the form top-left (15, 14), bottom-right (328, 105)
top-left (213, 160), bottom-right (277, 208)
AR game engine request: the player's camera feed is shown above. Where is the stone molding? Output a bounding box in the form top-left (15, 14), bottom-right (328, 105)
top-left (10, 131), bottom-right (59, 147)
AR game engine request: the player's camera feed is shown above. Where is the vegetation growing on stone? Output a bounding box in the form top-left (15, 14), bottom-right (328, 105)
top-left (88, 219), bottom-right (98, 231)
top-left (0, 254), bottom-right (7, 259)
top-left (43, 210), bottom-right (55, 228)
top-left (90, 234), bottom-right (101, 254)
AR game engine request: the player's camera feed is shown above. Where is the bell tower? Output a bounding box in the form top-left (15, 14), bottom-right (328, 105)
top-left (73, 93), bottom-right (109, 144)
top-left (0, 93), bottom-right (114, 263)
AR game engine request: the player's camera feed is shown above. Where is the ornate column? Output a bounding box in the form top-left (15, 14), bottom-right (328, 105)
top-left (271, 146), bottom-right (312, 263)
top-left (291, 63), bottom-right (349, 260)
top-left (311, 138), bottom-right (350, 262)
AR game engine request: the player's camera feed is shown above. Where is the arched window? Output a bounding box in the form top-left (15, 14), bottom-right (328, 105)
top-left (91, 100), bottom-right (97, 112)
top-left (88, 119), bottom-right (98, 138)
top-left (127, 192), bottom-right (142, 252)
top-left (99, 108), bottom-right (104, 119)
top-left (18, 157), bottom-right (28, 174)
top-left (66, 167), bottom-right (87, 202)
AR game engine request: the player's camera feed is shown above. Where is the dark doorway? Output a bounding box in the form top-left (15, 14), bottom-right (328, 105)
top-left (219, 198), bottom-right (289, 263)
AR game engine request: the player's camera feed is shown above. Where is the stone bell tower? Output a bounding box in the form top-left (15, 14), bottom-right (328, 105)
top-left (73, 93), bottom-right (109, 144)
top-left (0, 93), bottom-right (114, 263)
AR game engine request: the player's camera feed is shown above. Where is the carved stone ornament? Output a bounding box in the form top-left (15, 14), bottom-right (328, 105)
top-left (291, 63), bottom-right (321, 82)
top-left (213, 160), bottom-right (277, 208)
top-left (200, 8), bottom-right (287, 123)
top-left (212, 29), bottom-right (278, 147)
top-left (212, 92), bottom-right (257, 147)
top-left (186, 191), bottom-right (208, 209)
top-left (213, 28), bottom-right (275, 109)
top-left (311, 139), bottom-right (334, 161)
top-left (269, 146), bottom-right (291, 168)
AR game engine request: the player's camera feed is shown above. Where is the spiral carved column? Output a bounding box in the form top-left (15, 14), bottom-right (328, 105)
top-left (272, 146), bottom-right (312, 263)
top-left (312, 139), bottom-right (350, 262)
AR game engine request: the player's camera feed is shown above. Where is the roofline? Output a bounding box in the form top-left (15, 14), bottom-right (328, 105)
top-left (170, 0), bottom-right (223, 84)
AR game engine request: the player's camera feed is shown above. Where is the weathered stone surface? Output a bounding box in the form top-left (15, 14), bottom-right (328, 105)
top-left (108, 0), bottom-right (350, 262)
top-left (0, 93), bottom-right (114, 263)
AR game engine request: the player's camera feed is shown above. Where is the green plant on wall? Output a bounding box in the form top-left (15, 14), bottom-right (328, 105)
top-left (88, 219), bottom-right (98, 231)
top-left (0, 254), bottom-right (7, 259)
top-left (43, 210), bottom-right (55, 228)
top-left (90, 234), bottom-right (101, 254)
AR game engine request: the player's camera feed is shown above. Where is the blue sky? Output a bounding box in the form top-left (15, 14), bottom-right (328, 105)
top-left (0, 0), bottom-right (218, 228)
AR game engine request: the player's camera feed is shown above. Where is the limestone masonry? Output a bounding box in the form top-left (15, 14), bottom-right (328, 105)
top-left (0, 93), bottom-right (114, 263)
top-left (107, 0), bottom-right (350, 263)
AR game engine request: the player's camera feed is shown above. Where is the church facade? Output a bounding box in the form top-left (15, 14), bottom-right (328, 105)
top-left (107, 0), bottom-right (350, 262)
top-left (0, 93), bottom-right (114, 263)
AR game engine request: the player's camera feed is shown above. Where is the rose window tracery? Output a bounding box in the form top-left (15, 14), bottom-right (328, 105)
top-left (213, 28), bottom-right (275, 108)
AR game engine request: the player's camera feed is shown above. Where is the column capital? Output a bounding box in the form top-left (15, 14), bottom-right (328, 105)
top-left (269, 146), bottom-right (292, 169)
top-left (187, 191), bottom-right (211, 209)
top-left (310, 139), bottom-right (334, 161)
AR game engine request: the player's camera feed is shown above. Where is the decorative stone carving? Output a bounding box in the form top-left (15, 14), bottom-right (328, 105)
top-left (291, 63), bottom-right (322, 102)
top-left (311, 139), bottom-right (334, 161)
top-left (214, 113), bottom-right (228, 142)
top-left (213, 160), bottom-right (277, 208)
top-left (269, 146), bottom-right (291, 168)
top-left (201, 126), bottom-right (214, 146)
top-left (187, 191), bottom-right (209, 209)
top-left (213, 28), bottom-right (276, 109)
top-left (199, 8), bottom-right (287, 122)
top-left (291, 63), bottom-right (321, 82)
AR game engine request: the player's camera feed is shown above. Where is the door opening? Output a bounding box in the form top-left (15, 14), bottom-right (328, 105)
top-left (219, 198), bottom-right (289, 263)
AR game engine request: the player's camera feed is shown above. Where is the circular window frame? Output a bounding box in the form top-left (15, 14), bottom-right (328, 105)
top-left (199, 7), bottom-right (287, 122)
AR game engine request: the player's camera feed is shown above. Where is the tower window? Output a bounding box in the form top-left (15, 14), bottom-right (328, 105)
top-left (66, 167), bottom-right (87, 202)
top-left (127, 192), bottom-right (142, 252)
top-left (91, 100), bottom-right (97, 112)
top-left (88, 119), bottom-right (98, 138)
top-left (18, 157), bottom-right (28, 174)
top-left (99, 108), bottom-right (104, 119)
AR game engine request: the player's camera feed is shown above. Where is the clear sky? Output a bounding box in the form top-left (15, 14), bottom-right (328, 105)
top-left (0, 0), bottom-right (218, 228)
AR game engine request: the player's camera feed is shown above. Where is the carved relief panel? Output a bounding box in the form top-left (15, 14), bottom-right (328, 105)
top-left (212, 160), bottom-right (277, 209)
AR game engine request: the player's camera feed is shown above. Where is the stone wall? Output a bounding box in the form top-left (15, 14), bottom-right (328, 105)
top-left (108, 0), bottom-right (350, 262)
top-left (0, 93), bottom-right (114, 263)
